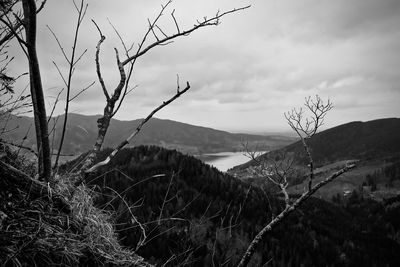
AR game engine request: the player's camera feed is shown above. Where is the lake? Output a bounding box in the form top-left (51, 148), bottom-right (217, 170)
top-left (198, 151), bottom-right (266, 172)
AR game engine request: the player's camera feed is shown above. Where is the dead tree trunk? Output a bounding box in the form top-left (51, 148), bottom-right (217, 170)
top-left (22, 0), bottom-right (51, 182)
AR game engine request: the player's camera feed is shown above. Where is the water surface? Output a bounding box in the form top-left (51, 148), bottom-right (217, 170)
top-left (200, 151), bottom-right (265, 172)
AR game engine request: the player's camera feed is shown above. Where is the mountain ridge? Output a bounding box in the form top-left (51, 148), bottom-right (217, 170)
top-left (1, 113), bottom-right (296, 156)
top-left (231, 117), bottom-right (400, 171)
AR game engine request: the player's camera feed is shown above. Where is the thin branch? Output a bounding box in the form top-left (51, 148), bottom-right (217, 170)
top-left (122, 5), bottom-right (251, 66)
top-left (104, 186), bottom-right (147, 251)
top-left (72, 48), bottom-right (87, 67)
top-left (110, 47), bottom-right (126, 103)
top-left (47, 87), bottom-right (64, 123)
top-left (69, 81), bottom-right (94, 102)
top-left (36, 0), bottom-right (47, 13)
top-left (0, 0), bottom-right (46, 47)
top-left (47, 25), bottom-right (70, 64)
top-left (0, 139), bottom-right (37, 157)
top-left (0, 15), bottom-right (27, 47)
top-left (54, 0), bottom-right (87, 171)
top-left (284, 95), bottom-right (333, 190)
top-left (148, 18), bottom-right (159, 41)
top-left (0, 14), bottom-right (28, 58)
top-left (238, 164), bottom-right (356, 266)
top-left (85, 82), bottom-right (190, 174)
top-left (92, 19), bottom-right (109, 101)
top-left (16, 123), bottom-right (32, 158)
top-left (107, 18), bottom-right (134, 117)
top-left (52, 61), bottom-right (68, 86)
top-left (171, 9), bottom-right (180, 33)
top-left (155, 24), bottom-right (168, 38)
top-left (158, 171), bottom-right (175, 225)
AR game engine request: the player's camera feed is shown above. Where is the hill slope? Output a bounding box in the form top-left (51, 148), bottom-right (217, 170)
top-left (233, 118), bottom-right (400, 171)
top-left (1, 113), bottom-right (295, 155)
top-left (0, 144), bottom-right (149, 266)
top-left (62, 146), bottom-right (400, 266)
top-left (230, 118), bottom-right (400, 203)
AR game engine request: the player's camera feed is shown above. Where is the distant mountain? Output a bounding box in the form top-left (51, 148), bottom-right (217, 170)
top-left (0, 113), bottom-right (296, 155)
top-left (232, 118), bottom-right (400, 171)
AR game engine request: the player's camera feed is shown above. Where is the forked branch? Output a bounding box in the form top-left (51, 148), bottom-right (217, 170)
top-left (122, 5), bottom-right (251, 66)
top-left (239, 96), bottom-right (352, 266)
top-left (50, 0), bottom-right (89, 171)
top-left (84, 82), bottom-right (190, 174)
top-left (284, 95), bottom-right (332, 190)
top-left (237, 163), bottom-right (355, 266)
top-left (77, 2), bottom-right (249, 177)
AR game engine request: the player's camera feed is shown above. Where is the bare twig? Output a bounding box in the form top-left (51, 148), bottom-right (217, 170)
top-left (239, 96), bottom-right (351, 266)
top-left (104, 186), bottom-right (147, 251)
top-left (122, 5), bottom-right (251, 66)
top-left (0, 139), bottom-right (38, 157)
top-left (158, 171), bottom-right (175, 225)
top-left (92, 19), bottom-right (109, 101)
top-left (238, 164), bottom-right (356, 266)
top-left (52, 0), bottom-right (88, 171)
top-left (284, 95), bottom-right (333, 190)
top-left (84, 82), bottom-right (190, 174)
top-left (69, 81), bottom-right (95, 102)
top-left (171, 9), bottom-right (180, 33)
top-left (47, 88), bottom-right (64, 123)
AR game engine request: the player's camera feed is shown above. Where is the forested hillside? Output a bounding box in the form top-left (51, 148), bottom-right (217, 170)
top-left (62, 146), bottom-right (400, 266)
top-left (234, 118), bottom-right (400, 171)
top-left (230, 118), bottom-right (400, 203)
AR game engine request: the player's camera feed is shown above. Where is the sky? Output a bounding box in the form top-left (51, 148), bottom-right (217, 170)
top-left (5, 0), bottom-right (400, 133)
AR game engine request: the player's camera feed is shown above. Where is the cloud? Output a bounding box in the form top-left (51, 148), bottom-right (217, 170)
top-left (4, 0), bottom-right (400, 133)
top-left (261, 0), bottom-right (400, 42)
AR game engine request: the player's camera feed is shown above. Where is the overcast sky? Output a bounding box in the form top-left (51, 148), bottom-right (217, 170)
top-left (7, 0), bottom-right (400, 133)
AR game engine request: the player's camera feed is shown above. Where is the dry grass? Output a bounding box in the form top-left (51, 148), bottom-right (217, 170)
top-left (0, 151), bottom-right (150, 266)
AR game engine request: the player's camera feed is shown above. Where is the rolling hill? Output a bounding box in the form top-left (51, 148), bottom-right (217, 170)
top-left (230, 117), bottom-right (400, 201)
top-left (1, 113), bottom-right (296, 156)
top-left (232, 118), bottom-right (400, 170)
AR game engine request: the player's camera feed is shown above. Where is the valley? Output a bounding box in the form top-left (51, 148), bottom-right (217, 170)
top-left (2, 114), bottom-right (400, 266)
top-left (60, 143), bottom-right (400, 266)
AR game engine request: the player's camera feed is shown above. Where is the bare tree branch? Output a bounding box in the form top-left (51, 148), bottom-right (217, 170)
top-left (47, 87), bottom-right (64, 123)
top-left (47, 26), bottom-right (70, 64)
top-left (69, 80), bottom-right (94, 102)
top-left (0, 0), bottom-right (46, 47)
top-left (106, 18), bottom-right (134, 117)
top-left (171, 9), bottom-right (180, 33)
top-left (104, 185), bottom-right (147, 252)
top-left (122, 5), bottom-right (251, 66)
top-left (284, 95), bottom-right (333, 190)
top-left (239, 96), bottom-right (351, 266)
top-left (83, 82), bottom-right (190, 174)
top-left (238, 163), bottom-right (356, 266)
top-left (92, 19), bottom-right (109, 101)
top-left (53, 0), bottom-right (88, 171)
top-left (0, 138), bottom-right (37, 157)
top-left (158, 171), bottom-right (175, 225)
